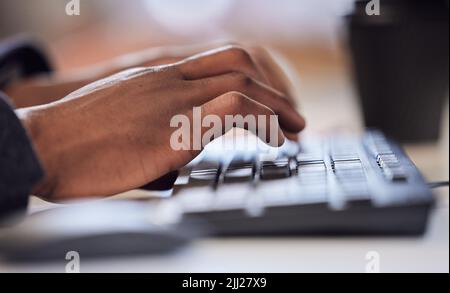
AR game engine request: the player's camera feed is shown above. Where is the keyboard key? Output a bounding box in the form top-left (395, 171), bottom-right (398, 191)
top-left (332, 155), bottom-right (360, 162)
top-left (260, 167), bottom-right (291, 180)
top-left (298, 170), bottom-right (327, 178)
top-left (333, 160), bottom-right (367, 185)
top-left (190, 170), bottom-right (216, 178)
top-left (377, 154), bottom-right (397, 163)
top-left (177, 192), bottom-right (214, 212)
top-left (297, 162), bottom-right (327, 184)
top-left (296, 154), bottom-right (323, 164)
top-left (297, 157), bottom-right (325, 165)
top-left (260, 160), bottom-right (291, 180)
top-left (261, 158), bottom-right (289, 165)
top-left (214, 191), bottom-right (248, 210)
top-left (366, 132), bottom-right (395, 157)
top-left (381, 161), bottom-right (402, 170)
top-left (191, 161), bottom-right (219, 173)
top-left (378, 155), bottom-right (402, 169)
top-left (227, 158), bottom-right (254, 169)
top-left (190, 167), bottom-right (218, 186)
top-left (297, 161), bottom-right (325, 177)
top-left (335, 168), bottom-right (365, 177)
top-left (383, 167), bottom-right (408, 182)
top-left (189, 160), bottom-right (220, 186)
top-left (333, 160), bottom-right (362, 170)
top-left (335, 170), bottom-right (366, 182)
top-left (224, 167), bottom-right (253, 183)
top-left (191, 169), bottom-right (217, 179)
top-left (298, 162), bottom-right (326, 171)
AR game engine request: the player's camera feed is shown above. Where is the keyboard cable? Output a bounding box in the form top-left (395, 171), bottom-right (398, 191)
top-left (428, 181), bottom-right (450, 189)
top-left (428, 181), bottom-right (449, 209)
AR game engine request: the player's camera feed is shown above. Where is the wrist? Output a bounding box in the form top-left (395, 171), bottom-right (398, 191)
top-left (5, 75), bottom-right (93, 108)
top-left (16, 106), bottom-right (59, 199)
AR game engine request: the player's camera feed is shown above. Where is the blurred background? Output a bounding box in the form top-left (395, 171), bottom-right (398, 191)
top-left (0, 0), bottom-right (360, 132)
top-left (0, 0), bottom-right (353, 66)
top-left (0, 0), bottom-right (448, 180)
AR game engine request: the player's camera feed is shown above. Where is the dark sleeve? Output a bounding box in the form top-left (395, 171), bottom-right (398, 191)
top-left (0, 36), bottom-right (53, 221)
top-left (0, 93), bottom-right (44, 221)
top-left (0, 35), bottom-right (53, 90)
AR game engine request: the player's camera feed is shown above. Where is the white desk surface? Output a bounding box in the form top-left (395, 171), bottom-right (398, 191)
top-left (1, 57), bottom-right (448, 273)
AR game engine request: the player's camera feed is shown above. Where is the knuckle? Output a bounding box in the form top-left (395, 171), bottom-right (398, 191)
top-left (174, 62), bottom-right (189, 79)
top-left (249, 46), bottom-right (267, 57)
top-left (226, 91), bottom-right (248, 109)
top-left (278, 94), bottom-right (292, 108)
top-left (227, 46), bottom-right (253, 65)
top-left (260, 105), bottom-right (276, 118)
top-left (232, 72), bottom-right (254, 88)
top-left (171, 64), bottom-right (182, 74)
top-left (265, 106), bottom-right (276, 116)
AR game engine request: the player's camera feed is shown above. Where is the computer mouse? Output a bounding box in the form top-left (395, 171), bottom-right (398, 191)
top-left (0, 200), bottom-right (194, 262)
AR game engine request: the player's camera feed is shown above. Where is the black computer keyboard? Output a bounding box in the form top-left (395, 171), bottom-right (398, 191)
top-left (0, 130), bottom-right (435, 262)
top-left (172, 130), bottom-right (434, 236)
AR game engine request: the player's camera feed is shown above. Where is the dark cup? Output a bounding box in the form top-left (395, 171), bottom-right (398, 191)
top-left (347, 0), bottom-right (449, 142)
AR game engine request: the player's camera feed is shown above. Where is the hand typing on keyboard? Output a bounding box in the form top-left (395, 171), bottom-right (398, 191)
top-left (15, 44), bottom-right (305, 201)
